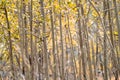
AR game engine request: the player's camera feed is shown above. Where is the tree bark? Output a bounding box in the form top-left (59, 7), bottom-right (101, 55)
top-left (4, 4), bottom-right (15, 80)
top-left (39, 0), bottom-right (49, 80)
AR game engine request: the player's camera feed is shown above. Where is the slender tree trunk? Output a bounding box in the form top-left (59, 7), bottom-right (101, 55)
top-left (16, 0), bottom-right (21, 71)
top-left (103, 0), bottom-right (108, 80)
top-left (79, 0), bottom-right (87, 79)
top-left (67, 13), bottom-right (77, 80)
top-left (49, 0), bottom-right (57, 79)
top-left (39, 0), bottom-right (49, 80)
top-left (113, 0), bottom-right (120, 76)
top-left (64, 26), bottom-right (69, 80)
top-left (75, 0), bottom-right (82, 79)
top-left (85, 23), bottom-right (93, 80)
top-left (21, 0), bottom-right (26, 77)
top-left (113, 0), bottom-right (120, 49)
top-left (91, 40), bottom-right (97, 80)
top-left (4, 4), bottom-right (15, 80)
top-left (29, 0), bottom-right (34, 79)
top-left (58, 0), bottom-right (65, 80)
top-left (55, 29), bottom-right (61, 80)
top-left (107, 0), bottom-right (114, 80)
top-left (22, 1), bottom-right (30, 79)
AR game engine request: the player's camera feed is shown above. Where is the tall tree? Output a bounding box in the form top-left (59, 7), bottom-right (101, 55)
top-left (4, 3), bottom-right (15, 80)
top-left (29, 0), bottom-right (34, 79)
top-left (58, 0), bottom-right (65, 80)
top-left (39, 0), bottom-right (49, 80)
top-left (49, 0), bottom-right (57, 79)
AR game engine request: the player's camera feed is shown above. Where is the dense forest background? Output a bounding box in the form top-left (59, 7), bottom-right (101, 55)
top-left (0, 0), bottom-right (120, 80)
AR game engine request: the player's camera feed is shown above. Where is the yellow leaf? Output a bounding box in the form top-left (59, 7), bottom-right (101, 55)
top-left (92, 10), bottom-right (98, 17)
